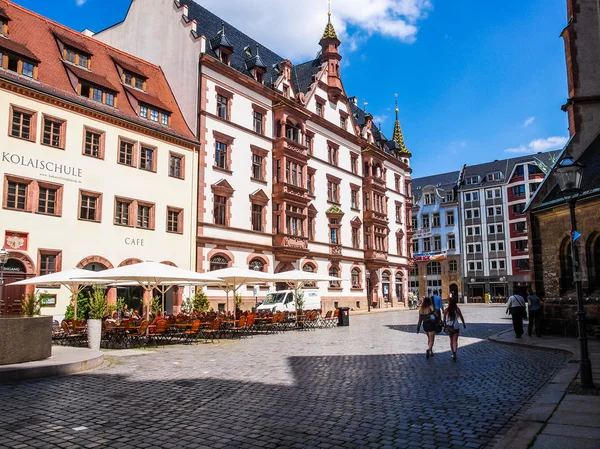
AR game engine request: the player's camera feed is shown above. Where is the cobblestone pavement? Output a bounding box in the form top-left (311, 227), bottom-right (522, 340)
top-left (0, 306), bottom-right (567, 449)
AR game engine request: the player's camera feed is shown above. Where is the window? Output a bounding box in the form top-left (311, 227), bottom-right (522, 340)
top-left (308, 217), bottom-right (315, 240)
top-left (42, 117), bottom-right (64, 148)
top-left (251, 204), bottom-right (263, 232)
top-left (137, 204), bottom-right (152, 229)
top-left (422, 214), bottom-right (430, 228)
top-left (84, 129), bottom-right (103, 158)
top-left (93, 88), bottom-right (103, 103)
top-left (40, 254), bottom-right (57, 276)
top-left (125, 73), bottom-right (133, 86)
top-left (253, 111), bottom-right (263, 134)
top-left (351, 269), bottom-right (360, 288)
top-left (316, 102), bottom-right (324, 117)
top-left (465, 208), bottom-right (480, 219)
top-left (487, 172), bottom-right (502, 182)
top-left (487, 206), bottom-right (502, 217)
top-left (511, 185), bottom-right (526, 197)
top-left (412, 216), bottom-right (418, 229)
top-left (464, 191), bottom-right (479, 202)
top-left (217, 94), bottom-right (228, 119)
top-left (115, 200), bottom-right (131, 226)
top-left (395, 204), bottom-right (402, 222)
top-left (515, 165), bottom-right (525, 177)
top-left (488, 223), bottom-right (504, 234)
top-left (427, 262), bottom-right (442, 275)
top-left (210, 255), bottom-right (229, 271)
top-left (468, 261), bottom-right (483, 271)
top-left (423, 238), bottom-right (431, 252)
top-left (433, 236), bottom-right (442, 251)
top-left (516, 259), bottom-right (530, 270)
top-left (486, 188), bottom-right (502, 199)
top-left (447, 234), bottom-right (456, 250)
top-left (150, 109), bottom-right (159, 122)
top-left (37, 186), bottom-right (57, 215)
top-left (10, 108), bottom-right (34, 140)
top-left (305, 135), bottom-right (313, 153)
top-left (328, 146), bottom-right (338, 165)
top-left (161, 113), bottom-right (169, 126)
top-left (446, 211), bottom-right (455, 226)
top-left (22, 61), bottom-right (34, 78)
top-left (6, 181), bottom-right (27, 210)
top-left (286, 161), bottom-right (303, 187)
top-left (169, 154), bottom-right (183, 179)
top-left (467, 243), bottom-right (482, 253)
top-left (515, 240), bottom-right (528, 252)
top-left (514, 222), bottom-right (527, 233)
top-left (327, 180), bottom-right (339, 203)
top-left (252, 154), bottom-right (263, 180)
top-left (214, 195), bottom-right (227, 226)
top-left (249, 259), bottom-right (264, 272)
top-left (340, 116), bottom-right (347, 129)
top-left (490, 260), bottom-right (506, 270)
top-left (512, 203), bottom-right (525, 215)
top-left (530, 182), bottom-right (540, 193)
top-left (119, 140), bottom-right (135, 166)
top-left (352, 228), bottom-right (360, 249)
top-left (424, 193), bottom-right (434, 205)
top-left (215, 141), bottom-right (227, 169)
top-left (135, 77), bottom-right (144, 90)
top-left (329, 266), bottom-right (340, 288)
top-left (432, 213), bottom-right (440, 227)
top-left (80, 192), bottom-right (100, 222)
top-left (65, 48), bottom-right (76, 63)
top-left (412, 240), bottom-right (419, 254)
top-left (466, 226), bottom-right (481, 236)
top-left (139, 146), bottom-right (155, 172)
top-left (445, 191), bottom-right (454, 202)
top-left (351, 190), bottom-right (359, 209)
top-left (139, 105), bottom-right (148, 119)
top-left (465, 176), bottom-right (480, 185)
top-left (167, 208), bottom-right (182, 233)
top-left (528, 164), bottom-right (543, 175)
top-left (307, 172), bottom-right (314, 196)
top-left (351, 156), bottom-right (358, 174)
top-left (489, 241), bottom-right (505, 252)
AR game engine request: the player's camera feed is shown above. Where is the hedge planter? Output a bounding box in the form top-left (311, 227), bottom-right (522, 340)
top-left (87, 319), bottom-right (102, 351)
top-left (0, 316), bottom-right (52, 365)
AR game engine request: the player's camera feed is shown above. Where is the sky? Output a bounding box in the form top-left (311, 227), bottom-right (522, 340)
top-left (13, 0), bottom-right (570, 178)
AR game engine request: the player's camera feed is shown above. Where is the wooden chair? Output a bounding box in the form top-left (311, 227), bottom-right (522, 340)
top-left (147, 319), bottom-right (169, 346)
top-left (61, 321), bottom-right (85, 346)
top-left (201, 318), bottom-right (221, 343)
top-left (128, 320), bottom-right (149, 348)
top-left (230, 315), bottom-right (248, 338)
top-left (245, 313), bottom-right (256, 335)
top-left (183, 319), bottom-right (202, 344)
top-left (320, 310), bottom-right (333, 328)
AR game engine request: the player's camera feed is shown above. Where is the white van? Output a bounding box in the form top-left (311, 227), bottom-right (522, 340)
top-left (256, 290), bottom-right (322, 313)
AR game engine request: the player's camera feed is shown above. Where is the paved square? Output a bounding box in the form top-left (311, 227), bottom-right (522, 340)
top-left (0, 306), bottom-right (567, 449)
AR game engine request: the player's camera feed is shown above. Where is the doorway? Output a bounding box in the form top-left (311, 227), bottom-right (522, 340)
top-left (1, 259), bottom-right (28, 315)
top-left (449, 283), bottom-right (459, 301)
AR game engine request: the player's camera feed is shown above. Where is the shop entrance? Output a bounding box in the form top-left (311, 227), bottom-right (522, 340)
top-left (0, 259), bottom-right (27, 315)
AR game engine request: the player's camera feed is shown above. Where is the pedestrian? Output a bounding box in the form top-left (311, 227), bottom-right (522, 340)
top-left (506, 292), bottom-right (527, 338)
top-left (526, 288), bottom-right (543, 337)
top-left (432, 289), bottom-right (444, 321)
top-left (443, 297), bottom-right (466, 361)
top-left (416, 297), bottom-right (437, 359)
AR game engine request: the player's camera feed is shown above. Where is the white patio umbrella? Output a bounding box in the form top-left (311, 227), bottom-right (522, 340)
top-left (270, 269), bottom-right (343, 319)
top-left (76, 262), bottom-right (223, 321)
top-left (209, 267), bottom-right (275, 319)
top-left (9, 268), bottom-right (114, 319)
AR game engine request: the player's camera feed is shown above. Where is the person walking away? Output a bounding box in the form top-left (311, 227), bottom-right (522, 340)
top-left (416, 297), bottom-right (437, 359)
top-left (432, 289), bottom-right (444, 318)
top-left (443, 297), bottom-right (466, 361)
top-left (506, 292), bottom-right (527, 338)
top-left (526, 288), bottom-right (543, 337)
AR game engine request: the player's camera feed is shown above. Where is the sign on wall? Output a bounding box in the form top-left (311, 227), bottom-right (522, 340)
top-left (2, 152), bottom-right (84, 184)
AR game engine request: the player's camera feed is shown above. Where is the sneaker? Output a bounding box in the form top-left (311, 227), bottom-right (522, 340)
top-left (452, 352), bottom-right (457, 361)
top-left (430, 350), bottom-right (434, 357)
top-left (426, 350), bottom-right (430, 359)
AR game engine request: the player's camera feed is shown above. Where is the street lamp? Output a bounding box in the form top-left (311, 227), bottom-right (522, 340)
top-left (555, 153), bottom-right (593, 389)
top-left (0, 248), bottom-right (9, 316)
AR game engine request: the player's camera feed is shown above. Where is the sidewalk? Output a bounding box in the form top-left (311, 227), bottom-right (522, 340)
top-left (490, 329), bottom-right (600, 449)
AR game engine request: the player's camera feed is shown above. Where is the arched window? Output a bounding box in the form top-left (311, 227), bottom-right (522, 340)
top-left (285, 120), bottom-right (302, 143)
top-left (426, 261), bottom-right (441, 275)
top-left (248, 258), bottom-right (264, 272)
top-left (329, 265), bottom-right (340, 288)
top-left (302, 263), bottom-right (316, 287)
top-left (382, 271), bottom-right (390, 283)
top-left (409, 266), bottom-right (418, 277)
top-left (586, 232), bottom-right (600, 293)
top-left (351, 268), bottom-right (361, 288)
top-left (449, 260), bottom-right (457, 272)
top-left (560, 237), bottom-right (574, 295)
top-left (210, 255), bottom-right (229, 272)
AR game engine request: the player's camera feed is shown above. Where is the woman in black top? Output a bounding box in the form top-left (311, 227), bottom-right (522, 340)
top-left (416, 297), bottom-right (437, 359)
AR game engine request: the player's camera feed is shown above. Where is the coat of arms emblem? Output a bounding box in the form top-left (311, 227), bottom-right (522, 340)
top-left (6, 234), bottom-right (25, 250)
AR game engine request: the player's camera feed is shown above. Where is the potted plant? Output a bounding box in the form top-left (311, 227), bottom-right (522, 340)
top-left (192, 290), bottom-right (210, 314)
top-left (21, 292), bottom-right (42, 317)
top-left (87, 286), bottom-right (107, 351)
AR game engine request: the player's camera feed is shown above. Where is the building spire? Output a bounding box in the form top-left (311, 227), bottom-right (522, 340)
top-left (393, 93), bottom-right (411, 155)
top-left (321, 0), bottom-right (339, 41)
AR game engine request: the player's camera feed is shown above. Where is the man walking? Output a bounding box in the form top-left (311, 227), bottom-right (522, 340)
top-left (506, 292), bottom-right (527, 338)
top-left (432, 289), bottom-right (444, 323)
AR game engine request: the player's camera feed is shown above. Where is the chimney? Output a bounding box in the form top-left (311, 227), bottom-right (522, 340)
top-left (81, 29), bottom-right (95, 37)
top-left (191, 20), bottom-right (197, 33)
top-left (349, 96), bottom-right (357, 106)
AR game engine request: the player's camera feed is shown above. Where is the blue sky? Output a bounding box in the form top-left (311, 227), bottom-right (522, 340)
top-left (14, 0), bottom-right (569, 178)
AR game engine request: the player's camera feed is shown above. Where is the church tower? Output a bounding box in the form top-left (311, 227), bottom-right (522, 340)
top-left (319, 7), bottom-right (343, 100)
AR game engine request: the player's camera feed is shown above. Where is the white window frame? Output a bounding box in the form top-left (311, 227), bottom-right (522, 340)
top-left (489, 241), bottom-right (505, 252)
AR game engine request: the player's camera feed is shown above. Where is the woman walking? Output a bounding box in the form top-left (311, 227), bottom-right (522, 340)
top-left (527, 288), bottom-right (543, 337)
top-left (443, 297), bottom-right (466, 361)
top-left (416, 297), bottom-right (438, 359)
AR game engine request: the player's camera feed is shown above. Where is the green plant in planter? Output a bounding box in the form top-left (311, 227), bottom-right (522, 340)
top-left (107, 304), bottom-right (117, 316)
top-left (294, 289), bottom-right (305, 314)
top-left (193, 290), bottom-right (210, 313)
top-left (152, 295), bottom-right (162, 315)
top-left (235, 293), bottom-right (244, 311)
top-left (21, 292), bottom-right (42, 317)
top-left (87, 286), bottom-right (108, 320)
top-left (181, 297), bottom-right (194, 314)
top-left (64, 293), bottom-right (91, 320)
top-left (116, 297), bottom-right (125, 316)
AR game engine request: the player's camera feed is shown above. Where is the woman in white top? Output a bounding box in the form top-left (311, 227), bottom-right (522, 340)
top-left (443, 297), bottom-right (466, 361)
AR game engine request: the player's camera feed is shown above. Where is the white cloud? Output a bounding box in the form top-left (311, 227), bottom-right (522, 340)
top-left (522, 116), bottom-right (535, 127)
top-left (195, 0), bottom-right (433, 61)
top-left (76, 0), bottom-right (87, 5)
top-left (505, 136), bottom-right (568, 154)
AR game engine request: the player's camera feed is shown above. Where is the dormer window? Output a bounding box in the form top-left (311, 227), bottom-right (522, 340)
top-left (220, 51), bottom-right (230, 65)
top-left (63, 47), bottom-right (91, 69)
top-left (79, 82), bottom-right (116, 107)
top-left (256, 71), bottom-right (264, 83)
top-left (465, 175), bottom-right (480, 185)
top-left (1, 19), bottom-right (8, 37)
top-left (138, 103), bottom-right (170, 126)
top-left (123, 71), bottom-right (147, 91)
top-left (487, 171), bottom-right (502, 182)
top-left (0, 47), bottom-right (39, 80)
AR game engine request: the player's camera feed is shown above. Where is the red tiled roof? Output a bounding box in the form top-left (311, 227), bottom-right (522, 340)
top-left (0, 7), bottom-right (9, 21)
top-left (0, 36), bottom-right (40, 62)
top-left (52, 30), bottom-right (92, 55)
top-left (124, 86), bottom-right (172, 113)
top-left (111, 56), bottom-right (147, 79)
top-left (63, 62), bottom-right (118, 92)
top-left (0, 0), bottom-right (194, 141)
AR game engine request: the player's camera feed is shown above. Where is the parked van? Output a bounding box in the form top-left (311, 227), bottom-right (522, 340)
top-left (256, 290), bottom-right (321, 313)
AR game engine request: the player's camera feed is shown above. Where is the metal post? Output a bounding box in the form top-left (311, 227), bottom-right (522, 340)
top-left (569, 199), bottom-right (594, 388)
top-left (0, 264), bottom-right (4, 316)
